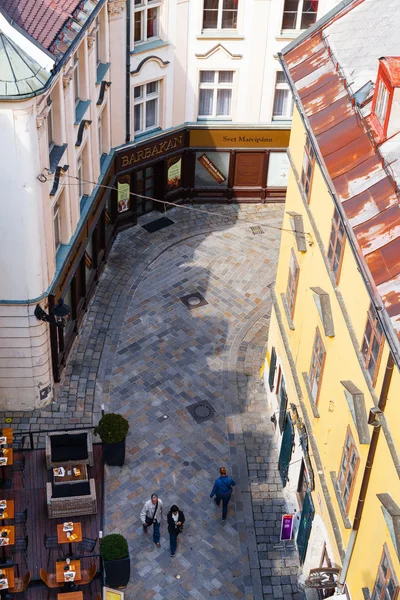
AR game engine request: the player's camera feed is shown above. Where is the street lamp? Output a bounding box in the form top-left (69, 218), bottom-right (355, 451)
top-left (34, 299), bottom-right (71, 327)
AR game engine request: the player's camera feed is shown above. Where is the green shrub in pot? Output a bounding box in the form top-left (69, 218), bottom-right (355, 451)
top-left (95, 413), bottom-right (129, 466)
top-left (100, 534), bottom-right (130, 587)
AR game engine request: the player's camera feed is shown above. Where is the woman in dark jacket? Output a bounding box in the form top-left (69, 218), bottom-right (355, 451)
top-left (210, 467), bottom-right (236, 520)
top-left (167, 505), bottom-right (185, 556)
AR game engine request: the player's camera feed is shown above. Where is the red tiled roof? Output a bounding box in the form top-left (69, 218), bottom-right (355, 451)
top-left (284, 30), bottom-right (400, 346)
top-left (0, 0), bottom-right (82, 51)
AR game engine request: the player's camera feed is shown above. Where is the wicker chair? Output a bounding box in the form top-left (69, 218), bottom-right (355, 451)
top-left (7, 570), bottom-right (30, 597)
top-left (75, 562), bottom-right (97, 593)
top-left (46, 479), bottom-right (97, 519)
top-left (45, 430), bottom-right (94, 469)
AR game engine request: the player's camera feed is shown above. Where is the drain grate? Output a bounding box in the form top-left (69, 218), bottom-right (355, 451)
top-left (250, 225), bottom-right (264, 235)
top-left (186, 400), bottom-right (216, 424)
top-left (180, 292), bottom-right (208, 310)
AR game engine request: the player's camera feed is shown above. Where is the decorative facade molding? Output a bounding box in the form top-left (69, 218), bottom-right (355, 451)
top-left (63, 67), bottom-right (73, 89)
top-left (108, 0), bottom-right (126, 17)
top-left (36, 117), bottom-right (45, 130)
top-left (195, 43), bottom-right (242, 60)
top-left (87, 35), bottom-right (95, 51)
top-left (131, 55), bottom-right (170, 75)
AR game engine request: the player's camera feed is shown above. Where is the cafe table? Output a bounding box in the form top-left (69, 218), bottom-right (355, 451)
top-left (0, 526), bottom-right (14, 563)
top-left (55, 559), bottom-right (81, 584)
top-left (57, 593), bottom-right (83, 600)
top-left (53, 464), bottom-right (88, 485)
top-left (0, 501), bottom-right (14, 521)
top-left (57, 522), bottom-right (82, 557)
top-left (0, 431), bottom-right (13, 445)
top-left (0, 450), bottom-right (13, 491)
top-left (0, 565), bottom-right (15, 598)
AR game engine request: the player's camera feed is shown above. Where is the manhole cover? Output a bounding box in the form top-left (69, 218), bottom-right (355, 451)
top-left (186, 400), bottom-right (216, 423)
top-left (250, 225), bottom-right (264, 235)
top-left (180, 292), bottom-right (208, 310)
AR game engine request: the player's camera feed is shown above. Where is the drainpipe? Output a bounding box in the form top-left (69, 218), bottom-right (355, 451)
top-left (337, 353), bottom-right (394, 591)
top-left (125, 0), bottom-right (131, 143)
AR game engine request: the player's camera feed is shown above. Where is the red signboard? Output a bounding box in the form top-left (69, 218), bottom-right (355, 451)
top-left (280, 514), bottom-right (294, 541)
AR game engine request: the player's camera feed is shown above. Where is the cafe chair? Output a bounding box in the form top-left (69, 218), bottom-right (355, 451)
top-left (11, 453), bottom-right (25, 488)
top-left (77, 536), bottom-right (97, 556)
top-left (44, 533), bottom-right (64, 568)
top-left (12, 535), bottom-right (28, 570)
top-left (7, 570), bottom-right (30, 598)
top-left (93, 595), bottom-right (101, 600)
top-left (76, 562), bottom-right (96, 593)
top-left (14, 508), bottom-right (27, 536)
top-left (40, 568), bottom-right (64, 600)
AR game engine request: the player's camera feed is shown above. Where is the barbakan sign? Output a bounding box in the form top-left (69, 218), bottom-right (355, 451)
top-left (116, 131), bottom-right (186, 172)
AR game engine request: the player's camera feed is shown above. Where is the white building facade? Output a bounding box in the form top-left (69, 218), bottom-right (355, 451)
top-left (0, 0), bottom-right (336, 410)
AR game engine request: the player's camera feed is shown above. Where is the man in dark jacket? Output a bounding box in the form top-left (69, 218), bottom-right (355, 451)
top-left (210, 467), bottom-right (236, 520)
top-left (167, 505), bottom-right (185, 556)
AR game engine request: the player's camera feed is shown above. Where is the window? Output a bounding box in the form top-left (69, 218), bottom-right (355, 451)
top-left (374, 79), bottom-right (390, 126)
top-left (133, 81), bottom-right (160, 134)
top-left (282, 0), bottom-right (319, 31)
top-left (77, 157), bottom-right (84, 199)
top-left (53, 201), bottom-right (61, 253)
top-left (309, 328), bottom-right (325, 404)
top-left (337, 429), bottom-right (359, 512)
top-left (73, 54), bottom-right (80, 104)
top-left (95, 16), bottom-right (101, 64)
top-left (372, 548), bottom-right (399, 600)
top-left (301, 136), bottom-right (315, 201)
top-left (134, 0), bottom-right (161, 44)
top-left (328, 208), bottom-right (345, 283)
top-left (362, 304), bottom-right (384, 385)
top-left (272, 72), bottom-right (293, 120)
top-left (286, 249), bottom-right (299, 319)
top-left (198, 71), bottom-right (234, 119)
top-left (202, 0), bottom-right (238, 29)
top-left (47, 104), bottom-right (54, 151)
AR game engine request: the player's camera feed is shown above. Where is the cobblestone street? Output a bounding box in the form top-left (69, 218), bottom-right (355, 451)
top-left (3, 204), bottom-right (305, 599)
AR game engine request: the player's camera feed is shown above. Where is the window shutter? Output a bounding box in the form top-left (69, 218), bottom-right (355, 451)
top-left (269, 347), bottom-right (277, 391)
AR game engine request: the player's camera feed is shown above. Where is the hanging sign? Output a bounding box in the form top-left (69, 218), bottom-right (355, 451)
top-left (197, 153), bottom-right (226, 184)
top-left (280, 514), bottom-right (294, 541)
top-left (167, 156), bottom-right (182, 190)
top-left (117, 182), bottom-right (130, 213)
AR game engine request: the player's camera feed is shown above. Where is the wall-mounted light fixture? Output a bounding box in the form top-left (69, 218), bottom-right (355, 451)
top-left (34, 299), bottom-right (71, 327)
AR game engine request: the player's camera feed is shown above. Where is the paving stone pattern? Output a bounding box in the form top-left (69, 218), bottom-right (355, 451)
top-left (1, 204), bottom-right (305, 598)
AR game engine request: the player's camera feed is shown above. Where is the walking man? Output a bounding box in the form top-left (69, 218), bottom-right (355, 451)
top-left (210, 467), bottom-right (236, 520)
top-left (140, 493), bottom-right (163, 547)
top-left (167, 504), bottom-right (185, 556)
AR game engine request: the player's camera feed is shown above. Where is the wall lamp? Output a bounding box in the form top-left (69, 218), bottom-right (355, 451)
top-left (34, 299), bottom-right (71, 327)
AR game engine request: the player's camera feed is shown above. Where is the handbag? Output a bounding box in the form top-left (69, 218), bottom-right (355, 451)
top-left (145, 501), bottom-right (158, 526)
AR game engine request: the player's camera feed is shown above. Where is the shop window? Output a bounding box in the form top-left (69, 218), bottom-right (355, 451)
top-left (309, 327), bottom-right (325, 404)
top-left (362, 304), bottom-right (384, 386)
top-left (198, 71), bottom-right (234, 120)
top-left (272, 72), bottom-right (293, 120)
top-left (53, 201), bottom-right (61, 254)
top-left (281, 0), bottom-right (319, 32)
top-left (134, 80), bottom-right (160, 134)
top-left (194, 151), bottom-right (229, 187)
top-left (372, 547), bottom-right (399, 600)
top-left (286, 249), bottom-right (299, 320)
top-left (278, 376), bottom-right (288, 433)
top-left (202, 0), bottom-right (238, 30)
top-left (85, 235), bottom-right (94, 282)
top-left (267, 152), bottom-right (290, 188)
top-left (268, 347), bottom-right (277, 391)
top-left (301, 136), bottom-right (315, 202)
top-left (134, 0), bottom-right (161, 44)
top-left (328, 207), bottom-right (345, 284)
top-left (337, 428), bottom-right (359, 513)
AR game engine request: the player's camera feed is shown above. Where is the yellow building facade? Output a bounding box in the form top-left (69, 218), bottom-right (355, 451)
top-left (264, 2), bottom-right (400, 598)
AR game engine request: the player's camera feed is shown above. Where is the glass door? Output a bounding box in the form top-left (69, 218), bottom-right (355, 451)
top-left (135, 166), bottom-right (154, 216)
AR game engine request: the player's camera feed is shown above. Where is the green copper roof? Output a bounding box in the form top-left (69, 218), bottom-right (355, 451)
top-left (0, 29), bottom-right (50, 98)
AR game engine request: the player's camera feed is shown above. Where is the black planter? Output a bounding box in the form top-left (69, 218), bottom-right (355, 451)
top-left (104, 555), bottom-right (130, 588)
top-left (103, 440), bottom-right (126, 466)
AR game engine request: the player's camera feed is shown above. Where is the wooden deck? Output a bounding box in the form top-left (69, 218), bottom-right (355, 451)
top-left (2, 444), bottom-right (103, 599)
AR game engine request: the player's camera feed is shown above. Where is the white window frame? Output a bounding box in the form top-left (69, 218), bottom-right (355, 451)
top-left (202, 0), bottom-right (238, 30)
top-left (198, 70), bottom-right (235, 120)
top-left (77, 156), bottom-right (84, 198)
top-left (98, 113), bottom-right (103, 156)
top-left (47, 104), bottom-right (54, 151)
top-left (73, 54), bottom-right (80, 105)
top-left (272, 71), bottom-right (293, 121)
top-left (53, 200), bottom-right (61, 253)
top-left (375, 79), bottom-right (390, 126)
top-left (281, 0), bottom-right (319, 32)
top-left (95, 15), bottom-right (101, 65)
top-left (133, 0), bottom-right (161, 45)
top-left (133, 80), bottom-right (160, 134)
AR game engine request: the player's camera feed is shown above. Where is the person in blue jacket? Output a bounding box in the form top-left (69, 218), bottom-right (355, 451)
top-left (210, 467), bottom-right (236, 520)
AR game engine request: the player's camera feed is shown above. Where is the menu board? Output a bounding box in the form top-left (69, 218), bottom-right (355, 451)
top-left (267, 152), bottom-right (290, 188)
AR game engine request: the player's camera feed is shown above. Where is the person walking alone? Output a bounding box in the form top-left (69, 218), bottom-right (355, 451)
top-left (140, 493), bottom-right (163, 547)
top-left (167, 505), bottom-right (185, 556)
top-left (210, 467), bottom-right (236, 521)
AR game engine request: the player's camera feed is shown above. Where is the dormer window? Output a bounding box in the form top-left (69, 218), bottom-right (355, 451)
top-left (371, 57), bottom-right (400, 140)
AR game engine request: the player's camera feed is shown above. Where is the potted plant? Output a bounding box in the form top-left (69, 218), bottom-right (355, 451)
top-left (100, 533), bottom-right (130, 588)
top-left (94, 413), bottom-right (129, 466)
